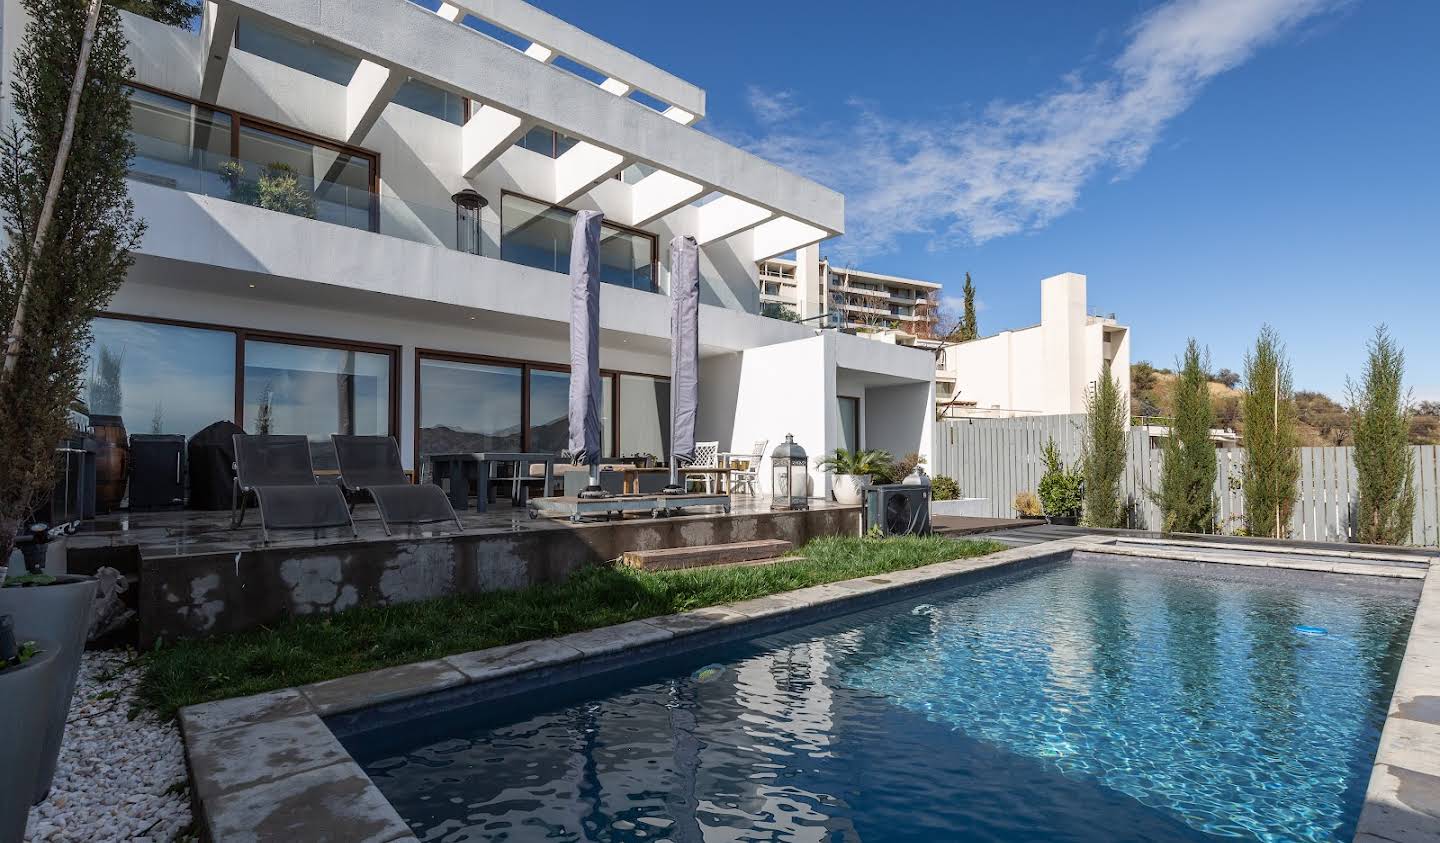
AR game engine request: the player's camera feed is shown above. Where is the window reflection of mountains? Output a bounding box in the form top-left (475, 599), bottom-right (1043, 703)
top-left (419, 417), bottom-right (567, 453)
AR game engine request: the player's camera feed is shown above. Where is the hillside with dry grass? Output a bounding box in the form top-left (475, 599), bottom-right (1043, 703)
top-left (1130, 364), bottom-right (1440, 446)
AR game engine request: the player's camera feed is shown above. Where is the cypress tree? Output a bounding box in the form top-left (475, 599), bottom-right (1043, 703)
top-left (1349, 326), bottom-right (1415, 544)
top-left (1156, 339), bottom-right (1217, 533)
top-left (1241, 325), bottom-right (1300, 538)
top-left (958, 272), bottom-right (978, 342)
top-left (1082, 361), bottom-right (1128, 528)
top-left (0, 0), bottom-right (144, 568)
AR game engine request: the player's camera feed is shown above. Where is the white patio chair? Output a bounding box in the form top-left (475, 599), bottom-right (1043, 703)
top-left (685, 441), bottom-right (720, 493)
top-left (721, 439), bottom-right (767, 496)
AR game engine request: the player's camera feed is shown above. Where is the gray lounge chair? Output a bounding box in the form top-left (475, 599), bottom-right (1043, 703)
top-left (332, 435), bottom-right (463, 535)
top-left (231, 434), bottom-right (357, 543)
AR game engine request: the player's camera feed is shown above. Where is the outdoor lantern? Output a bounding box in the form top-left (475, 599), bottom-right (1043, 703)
top-left (451, 189), bottom-right (488, 256)
top-left (770, 433), bottom-right (809, 511)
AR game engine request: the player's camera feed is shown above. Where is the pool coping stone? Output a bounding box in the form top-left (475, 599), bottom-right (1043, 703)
top-left (176, 533), bottom-right (1435, 842)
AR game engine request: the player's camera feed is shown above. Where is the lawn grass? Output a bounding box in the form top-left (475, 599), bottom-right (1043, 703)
top-left (139, 534), bottom-right (1004, 719)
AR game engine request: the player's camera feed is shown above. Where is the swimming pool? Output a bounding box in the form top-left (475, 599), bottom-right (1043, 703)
top-left (341, 553), bottom-right (1417, 842)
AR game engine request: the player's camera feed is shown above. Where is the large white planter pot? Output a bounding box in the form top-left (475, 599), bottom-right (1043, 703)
top-left (0, 639), bottom-right (62, 842)
top-left (0, 575), bottom-right (97, 803)
top-left (830, 474), bottom-right (869, 506)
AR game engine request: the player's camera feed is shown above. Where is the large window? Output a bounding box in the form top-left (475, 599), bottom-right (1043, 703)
top-left (86, 318), bottom-right (236, 439)
top-left (243, 340), bottom-right (394, 469)
top-left (125, 85), bottom-right (378, 232)
top-left (234, 18), bottom-right (360, 85)
top-left (84, 317), bottom-right (396, 468)
top-left (619, 374), bottom-right (670, 461)
top-left (418, 354), bottom-right (631, 464)
top-left (392, 79), bottom-right (466, 125)
top-left (513, 127), bottom-right (580, 159)
top-left (500, 194), bottom-right (657, 292)
top-left (838, 396), bottom-right (861, 455)
top-left (419, 358), bottom-right (524, 457)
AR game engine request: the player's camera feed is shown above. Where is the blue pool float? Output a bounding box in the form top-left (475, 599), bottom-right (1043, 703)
top-left (1294, 625), bottom-right (1327, 636)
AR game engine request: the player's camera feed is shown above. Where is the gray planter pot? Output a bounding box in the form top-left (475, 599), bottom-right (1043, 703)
top-left (0, 575), bottom-right (97, 803)
top-left (0, 639), bottom-right (62, 842)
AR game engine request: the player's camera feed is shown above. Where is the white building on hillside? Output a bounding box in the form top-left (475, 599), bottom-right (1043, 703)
top-left (0, 0), bottom-right (935, 497)
top-left (931, 273), bottom-right (1130, 420)
top-left (758, 257), bottom-right (941, 335)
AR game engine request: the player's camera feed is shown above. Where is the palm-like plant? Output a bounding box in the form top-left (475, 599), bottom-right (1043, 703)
top-left (815, 448), bottom-right (892, 476)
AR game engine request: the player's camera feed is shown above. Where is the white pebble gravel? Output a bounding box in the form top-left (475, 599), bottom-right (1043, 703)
top-left (25, 650), bottom-right (192, 842)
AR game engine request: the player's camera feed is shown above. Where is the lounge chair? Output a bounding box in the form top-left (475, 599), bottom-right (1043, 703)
top-left (231, 434), bottom-right (357, 543)
top-left (333, 435), bottom-right (464, 535)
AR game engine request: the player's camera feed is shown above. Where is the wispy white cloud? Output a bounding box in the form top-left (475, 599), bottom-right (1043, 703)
top-left (745, 85), bottom-right (802, 122)
top-left (735, 0), bottom-right (1345, 261)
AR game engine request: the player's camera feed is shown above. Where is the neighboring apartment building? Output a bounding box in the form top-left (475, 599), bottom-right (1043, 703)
top-left (0, 0), bottom-right (936, 498)
top-left (930, 273), bottom-right (1131, 420)
top-left (758, 257), bottom-right (942, 335)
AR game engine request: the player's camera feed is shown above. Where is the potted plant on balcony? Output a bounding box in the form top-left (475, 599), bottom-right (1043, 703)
top-left (1037, 439), bottom-right (1084, 526)
top-left (815, 448), bottom-right (892, 506)
top-left (0, 0), bottom-right (144, 815)
top-left (1013, 491), bottom-right (1045, 520)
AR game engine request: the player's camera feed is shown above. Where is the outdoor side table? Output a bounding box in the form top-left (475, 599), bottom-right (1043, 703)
top-left (426, 453), bottom-right (557, 513)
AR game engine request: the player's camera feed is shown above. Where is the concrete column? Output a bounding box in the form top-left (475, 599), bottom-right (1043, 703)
top-left (794, 243), bottom-right (821, 321)
top-left (1040, 272), bottom-right (1088, 414)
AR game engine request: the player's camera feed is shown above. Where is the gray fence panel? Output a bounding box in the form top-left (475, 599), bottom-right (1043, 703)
top-left (934, 416), bottom-right (1439, 546)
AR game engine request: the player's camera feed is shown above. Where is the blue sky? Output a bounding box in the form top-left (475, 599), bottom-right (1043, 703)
top-left (529, 0), bottom-right (1438, 400)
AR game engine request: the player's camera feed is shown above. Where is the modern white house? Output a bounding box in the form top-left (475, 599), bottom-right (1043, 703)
top-left (929, 273), bottom-right (1130, 421)
top-left (758, 256), bottom-right (942, 335)
top-left (0, 0), bottom-right (936, 498)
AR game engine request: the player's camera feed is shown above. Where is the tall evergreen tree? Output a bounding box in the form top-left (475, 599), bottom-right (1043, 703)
top-left (957, 272), bottom-right (978, 342)
top-left (1155, 339), bottom-right (1217, 533)
top-left (1241, 325), bottom-right (1300, 538)
top-left (1082, 361), bottom-right (1128, 528)
top-left (0, 0), bottom-right (145, 567)
top-left (1348, 326), bottom-right (1415, 544)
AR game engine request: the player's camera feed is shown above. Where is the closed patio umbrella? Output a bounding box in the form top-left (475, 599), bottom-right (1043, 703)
top-left (663, 235), bottom-right (700, 494)
top-left (568, 209), bottom-right (608, 498)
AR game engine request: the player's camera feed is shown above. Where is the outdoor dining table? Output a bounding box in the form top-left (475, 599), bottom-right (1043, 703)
top-left (426, 452), bottom-right (557, 513)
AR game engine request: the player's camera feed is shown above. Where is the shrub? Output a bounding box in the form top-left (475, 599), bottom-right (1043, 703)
top-left (1242, 325), bottom-right (1301, 537)
top-left (1155, 339), bottom-right (1218, 533)
top-left (931, 475), bottom-right (960, 501)
top-left (1349, 326), bottom-right (1416, 544)
top-left (1037, 439), bottom-right (1083, 519)
top-left (1082, 361), bottom-right (1128, 527)
top-left (815, 448), bottom-right (892, 477)
top-left (1013, 491), bottom-right (1043, 517)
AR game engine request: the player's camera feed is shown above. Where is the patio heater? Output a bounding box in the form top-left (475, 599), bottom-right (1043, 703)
top-left (770, 434), bottom-right (809, 511)
top-left (451, 189), bottom-right (487, 256)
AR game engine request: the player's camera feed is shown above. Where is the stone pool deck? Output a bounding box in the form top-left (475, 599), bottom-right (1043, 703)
top-left (174, 534), bottom-right (1438, 842)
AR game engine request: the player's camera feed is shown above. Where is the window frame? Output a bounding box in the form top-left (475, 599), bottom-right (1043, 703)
top-left (92, 312), bottom-right (401, 442)
top-left (498, 190), bottom-right (659, 293)
top-left (126, 82), bottom-right (382, 232)
top-left (414, 348), bottom-right (668, 469)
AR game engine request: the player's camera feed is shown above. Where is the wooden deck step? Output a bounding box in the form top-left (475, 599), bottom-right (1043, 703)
top-left (623, 539), bottom-right (794, 572)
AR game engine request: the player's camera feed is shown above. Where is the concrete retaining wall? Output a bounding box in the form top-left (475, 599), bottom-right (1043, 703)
top-left (138, 507), bottom-right (860, 646)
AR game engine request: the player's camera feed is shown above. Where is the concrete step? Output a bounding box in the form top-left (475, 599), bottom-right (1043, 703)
top-left (623, 539), bottom-right (794, 572)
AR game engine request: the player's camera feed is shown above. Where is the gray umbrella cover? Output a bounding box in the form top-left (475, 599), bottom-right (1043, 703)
top-left (567, 209), bottom-right (604, 465)
top-left (668, 235), bottom-right (700, 467)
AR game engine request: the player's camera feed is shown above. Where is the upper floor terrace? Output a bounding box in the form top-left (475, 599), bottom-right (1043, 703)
top-left (81, 0), bottom-right (844, 312)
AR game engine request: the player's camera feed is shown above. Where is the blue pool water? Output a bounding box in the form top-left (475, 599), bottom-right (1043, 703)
top-left (343, 554), bottom-right (1417, 842)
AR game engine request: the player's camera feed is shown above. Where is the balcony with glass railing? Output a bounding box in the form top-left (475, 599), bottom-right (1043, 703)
top-left (125, 87), bottom-right (659, 292)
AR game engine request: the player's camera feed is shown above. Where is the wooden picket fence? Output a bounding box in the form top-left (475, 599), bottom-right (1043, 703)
top-left (932, 414), bottom-right (1440, 546)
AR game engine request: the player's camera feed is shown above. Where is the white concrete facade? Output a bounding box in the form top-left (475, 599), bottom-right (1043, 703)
top-left (0, 0), bottom-right (935, 498)
top-left (931, 273), bottom-right (1130, 420)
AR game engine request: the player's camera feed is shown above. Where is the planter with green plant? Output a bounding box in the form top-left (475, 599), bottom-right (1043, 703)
top-left (0, 0), bottom-right (146, 818)
top-left (931, 475), bottom-right (960, 501)
top-left (1037, 439), bottom-right (1084, 525)
top-left (814, 448), bottom-right (892, 505)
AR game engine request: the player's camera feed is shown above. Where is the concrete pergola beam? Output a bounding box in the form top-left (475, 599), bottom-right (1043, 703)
top-left (344, 59), bottom-right (405, 145)
top-left (628, 170), bottom-right (705, 227)
top-left (695, 196), bottom-right (775, 246)
top-left (752, 217), bottom-right (829, 262)
top-left (198, 1), bottom-right (239, 102)
top-left (554, 142), bottom-right (628, 205)
top-left (461, 106), bottom-right (532, 180)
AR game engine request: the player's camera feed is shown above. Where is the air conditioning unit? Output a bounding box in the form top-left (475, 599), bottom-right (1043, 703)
top-left (863, 484), bottom-right (931, 537)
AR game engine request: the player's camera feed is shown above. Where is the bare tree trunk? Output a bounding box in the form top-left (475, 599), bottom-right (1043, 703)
top-left (1, 0), bottom-right (104, 379)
